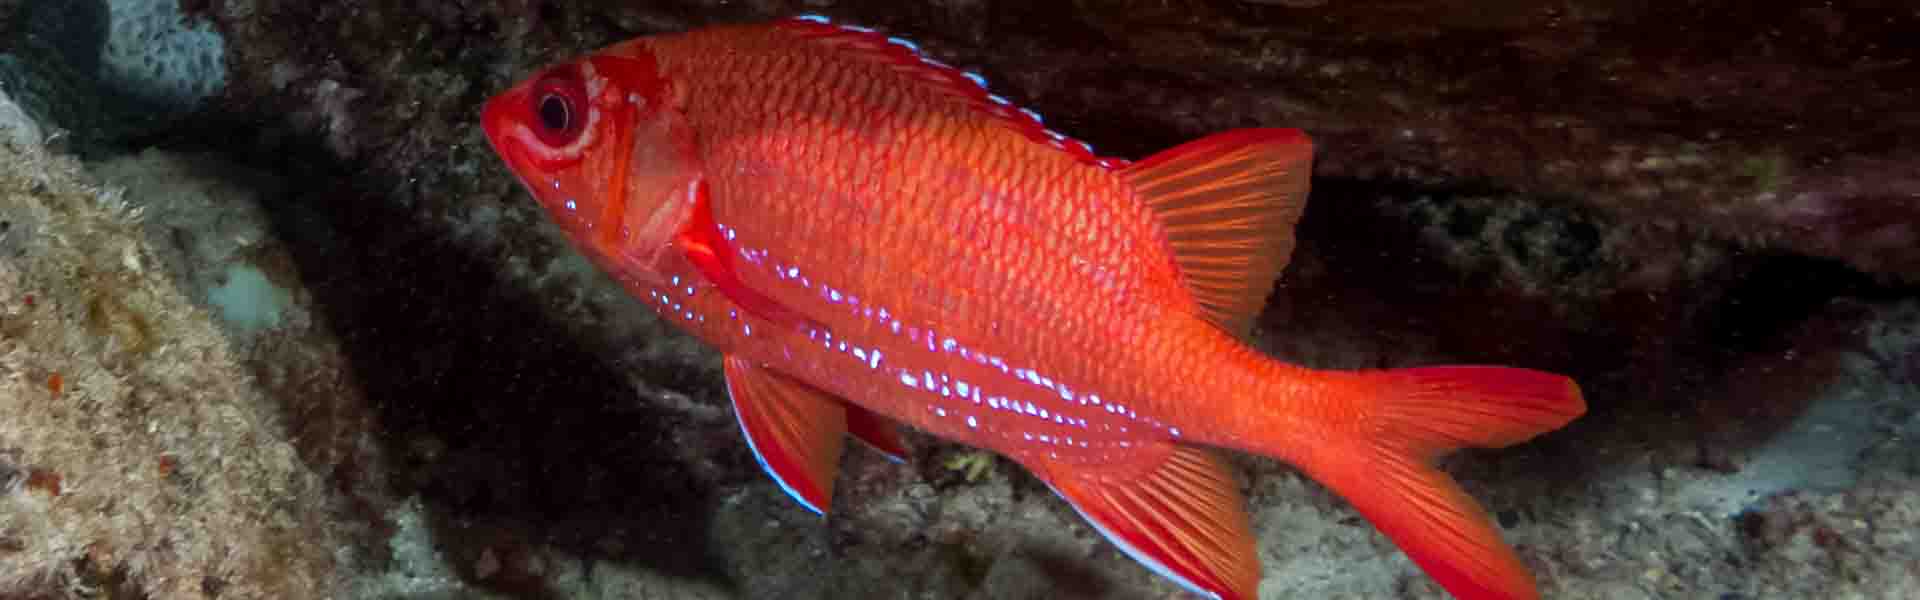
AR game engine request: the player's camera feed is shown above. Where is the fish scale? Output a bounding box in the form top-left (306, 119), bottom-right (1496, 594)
top-left (652, 45), bottom-right (1183, 445)
top-left (482, 15), bottom-right (1586, 600)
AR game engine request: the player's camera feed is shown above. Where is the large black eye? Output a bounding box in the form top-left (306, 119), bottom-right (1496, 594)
top-left (537, 93), bottom-right (571, 133)
top-left (528, 68), bottom-right (588, 147)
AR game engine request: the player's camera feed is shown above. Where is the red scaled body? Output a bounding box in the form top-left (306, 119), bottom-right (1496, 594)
top-left (482, 16), bottom-right (1585, 600)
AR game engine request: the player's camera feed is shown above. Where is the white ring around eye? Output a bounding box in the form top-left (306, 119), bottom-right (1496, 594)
top-left (505, 88), bottom-right (601, 162)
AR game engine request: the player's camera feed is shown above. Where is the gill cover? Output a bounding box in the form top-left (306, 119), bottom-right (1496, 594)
top-left (480, 43), bottom-right (703, 284)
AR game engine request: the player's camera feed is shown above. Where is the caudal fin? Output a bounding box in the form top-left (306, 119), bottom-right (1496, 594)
top-left (1299, 366), bottom-right (1584, 600)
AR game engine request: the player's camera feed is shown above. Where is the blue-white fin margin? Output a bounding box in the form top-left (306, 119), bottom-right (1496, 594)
top-left (786, 13), bottom-right (1130, 170)
top-left (1041, 480), bottom-right (1224, 600)
top-left (726, 376), bottom-right (828, 516)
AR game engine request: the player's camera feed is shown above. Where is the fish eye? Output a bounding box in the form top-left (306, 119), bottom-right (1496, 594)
top-left (527, 68), bottom-right (588, 147)
top-left (538, 93), bottom-right (570, 133)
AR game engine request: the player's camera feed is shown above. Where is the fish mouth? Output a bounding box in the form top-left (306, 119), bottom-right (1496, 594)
top-left (479, 91), bottom-right (522, 163)
top-left (479, 89), bottom-right (543, 192)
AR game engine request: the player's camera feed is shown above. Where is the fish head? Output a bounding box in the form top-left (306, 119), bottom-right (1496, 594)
top-left (481, 42), bottom-right (700, 280)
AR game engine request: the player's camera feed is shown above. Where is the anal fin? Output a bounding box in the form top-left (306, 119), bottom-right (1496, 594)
top-left (1028, 444), bottom-right (1260, 600)
top-left (845, 405), bottom-right (909, 463)
top-left (1124, 128), bottom-right (1314, 338)
top-left (723, 355), bottom-right (848, 515)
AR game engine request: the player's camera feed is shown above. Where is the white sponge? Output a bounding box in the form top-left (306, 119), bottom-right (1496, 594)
top-left (99, 0), bottom-right (226, 111)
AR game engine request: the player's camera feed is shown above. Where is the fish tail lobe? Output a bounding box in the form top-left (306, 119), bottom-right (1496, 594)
top-left (1296, 366), bottom-right (1584, 600)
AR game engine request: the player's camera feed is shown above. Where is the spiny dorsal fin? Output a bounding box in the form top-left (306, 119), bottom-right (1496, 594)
top-left (1123, 128), bottom-right (1314, 338)
top-left (776, 15), bottom-right (1128, 169)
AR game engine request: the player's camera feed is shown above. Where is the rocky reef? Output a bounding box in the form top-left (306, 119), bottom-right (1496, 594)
top-left (0, 113), bottom-right (341, 598)
top-left (0, 1), bottom-right (1915, 599)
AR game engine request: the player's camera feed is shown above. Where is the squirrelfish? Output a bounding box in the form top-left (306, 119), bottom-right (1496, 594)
top-left (480, 15), bottom-right (1585, 600)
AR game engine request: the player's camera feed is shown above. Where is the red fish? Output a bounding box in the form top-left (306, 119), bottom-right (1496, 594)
top-left (481, 15), bottom-right (1585, 600)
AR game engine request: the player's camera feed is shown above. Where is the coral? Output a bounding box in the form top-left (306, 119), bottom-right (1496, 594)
top-left (89, 149), bottom-right (300, 337)
top-left (99, 0), bottom-right (227, 112)
top-left (0, 0), bottom-right (226, 157)
top-left (0, 132), bottom-right (342, 598)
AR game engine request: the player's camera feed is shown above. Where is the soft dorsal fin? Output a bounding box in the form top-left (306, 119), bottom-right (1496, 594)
top-left (776, 15), bottom-right (1129, 169)
top-left (1123, 128), bottom-right (1314, 338)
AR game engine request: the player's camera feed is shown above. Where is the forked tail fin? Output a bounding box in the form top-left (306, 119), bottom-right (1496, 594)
top-left (1295, 366), bottom-right (1585, 600)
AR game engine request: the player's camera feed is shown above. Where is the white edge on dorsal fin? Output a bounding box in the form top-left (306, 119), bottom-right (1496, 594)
top-left (777, 14), bottom-right (1123, 169)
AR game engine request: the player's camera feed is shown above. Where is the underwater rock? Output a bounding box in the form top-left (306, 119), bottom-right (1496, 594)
top-left (0, 132), bottom-right (340, 598)
top-left (201, 0), bottom-right (1920, 282)
top-left (0, 0), bottom-right (226, 157)
top-left (0, 88), bottom-right (40, 148)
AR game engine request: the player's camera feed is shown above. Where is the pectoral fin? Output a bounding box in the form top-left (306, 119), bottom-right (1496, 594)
top-left (679, 179), bottom-right (817, 330)
top-left (1027, 444), bottom-right (1260, 600)
top-left (723, 355), bottom-right (848, 515)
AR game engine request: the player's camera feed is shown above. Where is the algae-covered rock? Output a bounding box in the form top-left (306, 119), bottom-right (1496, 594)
top-left (0, 118), bottom-right (340, 599)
